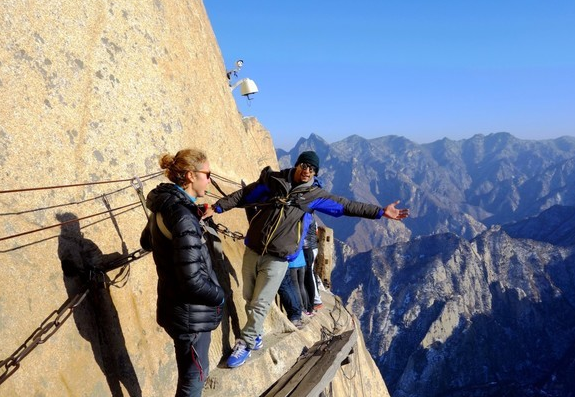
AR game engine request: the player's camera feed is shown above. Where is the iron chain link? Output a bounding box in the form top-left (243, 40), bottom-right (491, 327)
top-left (214, 223), bottom-right (244, 240)
top-left (0, 249), bottom-right (149, 386)
top-left (0, 288), bottom-right (89, 385)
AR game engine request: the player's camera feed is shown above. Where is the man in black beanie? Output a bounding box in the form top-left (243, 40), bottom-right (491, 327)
top-left (213, 150), bottom-right (409, 368)
top-left (294, 150), bottom-right (320, 173)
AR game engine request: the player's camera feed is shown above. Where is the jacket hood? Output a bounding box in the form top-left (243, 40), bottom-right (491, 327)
top-left (146, 183), bottom-right (189, 213)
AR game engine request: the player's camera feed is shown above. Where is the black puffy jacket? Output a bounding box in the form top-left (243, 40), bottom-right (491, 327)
top-left (140, 183), bottom-right (224, 336)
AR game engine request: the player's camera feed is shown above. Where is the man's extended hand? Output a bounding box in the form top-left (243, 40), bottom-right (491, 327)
top-left (383, 200), bottom-right (409, 220)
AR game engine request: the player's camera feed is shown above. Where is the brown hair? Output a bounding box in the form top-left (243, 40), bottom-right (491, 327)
top-left (159, 149), bottom-right (208, 186)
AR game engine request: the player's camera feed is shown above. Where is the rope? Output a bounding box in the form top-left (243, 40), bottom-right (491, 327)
top-left (205, 191), bottom-right (224, 200)
top-left (0, 202), bottom-right (141, 243)
top-left (0, 172), bottom-right (162, 195)
top-left (0, 171), bottom-right (248, 245)
top-left (0, 170), bottom-right (246, 219)
top-left (211, 172), bottom-right (243, 188)
top-left (0, 205), bottom-right (139, 254)
top-left (208, 178), bottom-right (228, 199)
top-left (0, 195), bottom-right (107, 217)
top-left (0, 172), bottom-right (162, 217)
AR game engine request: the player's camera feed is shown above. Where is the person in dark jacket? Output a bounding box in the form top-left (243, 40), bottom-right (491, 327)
top-left (213, 150), bottom-right (409, 368)
top-left (288, 248), bottom-right (309, 314)
top-left (277, 269), bottom-right (305, 329)
top-left (140, 148), bottom-right (224, 397)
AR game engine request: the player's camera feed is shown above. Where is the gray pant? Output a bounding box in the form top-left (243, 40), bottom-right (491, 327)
top-left (174, 332), bottom-right (211, 397)
top-left (241, 247), bottom-right (288, 349)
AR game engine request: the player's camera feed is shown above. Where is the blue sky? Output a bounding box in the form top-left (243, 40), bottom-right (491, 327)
top-left (204, 1), bottom-right (575, 150)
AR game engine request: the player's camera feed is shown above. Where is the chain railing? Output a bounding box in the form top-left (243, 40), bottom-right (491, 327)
top-left (0, 169), bottom-right (246, 387)
top-left (214, 223), bottom-right (245, 241)
top-left (0, 288), bottom-right (90, 385)
top-left (0, 248), bottom-right (149, 386)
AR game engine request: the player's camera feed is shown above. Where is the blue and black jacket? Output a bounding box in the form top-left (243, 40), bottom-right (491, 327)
top-left (213, 166), bottom-right (385, 261)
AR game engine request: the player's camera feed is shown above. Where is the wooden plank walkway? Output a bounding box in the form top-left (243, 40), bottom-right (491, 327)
top-left (260, 329), bottom-right (358, 397)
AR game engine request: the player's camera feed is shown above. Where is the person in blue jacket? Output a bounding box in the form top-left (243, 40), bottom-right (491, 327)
top-left (212, 150), bottom-right (409, 367)
top-left (277, 268), bottom-right (305, 329)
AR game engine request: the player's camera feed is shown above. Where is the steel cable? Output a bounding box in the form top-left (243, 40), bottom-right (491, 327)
top-left (0, 202), bottom-right (141, 243)
top-left (0, 172), bottom-right (162, 217)
top-left (0, 172), bottom-right (162, 195)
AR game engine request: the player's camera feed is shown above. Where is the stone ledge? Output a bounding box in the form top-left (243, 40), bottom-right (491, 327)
top-left (204, 291), bottom-right (348, 397)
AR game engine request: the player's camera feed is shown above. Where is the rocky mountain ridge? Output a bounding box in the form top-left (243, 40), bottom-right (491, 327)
top-left (503, 204), bottom-right (575, 246)
top-left (333, 209), bottom-right (575, 397)
top-left (278, 132), bottom-right (575, 253)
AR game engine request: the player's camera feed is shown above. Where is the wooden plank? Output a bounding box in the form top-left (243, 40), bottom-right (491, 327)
top-left (260, 329), bottom-right (357, 397)
top-left (271, 354), bottom-right (323, 397)
top-left (295, 330), bottom-right (357, 397)
top-left (260, 343), bottom-right (324, 396)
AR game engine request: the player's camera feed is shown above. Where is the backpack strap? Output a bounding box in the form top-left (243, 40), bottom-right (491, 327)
top-left (156, 212), bottom-right (173, 240)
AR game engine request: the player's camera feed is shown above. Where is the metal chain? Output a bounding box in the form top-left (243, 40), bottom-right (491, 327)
top-left (0, 248), bottom-right (149, 386)
top-left (214, 223), bottom-right (244, 240)
top-left (0, 288), bottom-right (90, 385)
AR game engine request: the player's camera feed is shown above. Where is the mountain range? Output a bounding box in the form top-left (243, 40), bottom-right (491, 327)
top-left (278, 132), bottom-right (575, 397)
top-left (278, 132), bottom-right (575, 251)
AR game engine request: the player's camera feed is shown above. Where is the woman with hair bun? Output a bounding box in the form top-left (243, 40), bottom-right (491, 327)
top-left (140, 148), bottom-right (224, 397)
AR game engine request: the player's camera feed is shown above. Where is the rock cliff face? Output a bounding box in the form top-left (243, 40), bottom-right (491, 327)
top-left (333, 221), bottom-right (575, 397)
top-left (0, 1), bottom-right (386, 396)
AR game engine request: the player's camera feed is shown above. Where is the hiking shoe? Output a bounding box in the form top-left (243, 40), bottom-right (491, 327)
top-left (253, 334), bottom-right (263, 351)
top-left (227, 340), bottom-right (251, 368)
top-left (291, 319), bottom-right (304, 330)
top-left (313, 303), bottom-right (324, 311)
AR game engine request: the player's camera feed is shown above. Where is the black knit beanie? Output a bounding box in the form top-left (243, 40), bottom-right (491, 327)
top-left (295, 151), bottom-right (320, 172)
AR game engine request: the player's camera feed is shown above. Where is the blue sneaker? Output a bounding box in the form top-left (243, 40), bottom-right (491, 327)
top-left (253, 335), bottom-right (263, 351)
top-left (227, 340), bottom-right (251, 368)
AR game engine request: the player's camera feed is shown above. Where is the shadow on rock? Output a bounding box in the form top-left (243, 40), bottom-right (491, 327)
top-left (56, 212), bottom-right (141, 397)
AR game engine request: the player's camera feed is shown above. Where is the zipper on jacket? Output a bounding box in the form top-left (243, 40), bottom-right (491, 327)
top-left (296, 219), bottom-right (302, 245)
top-left (262, 205), bottom-right (285, 255)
